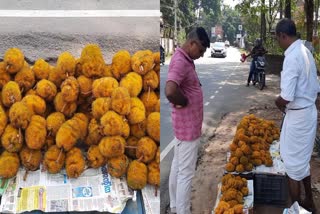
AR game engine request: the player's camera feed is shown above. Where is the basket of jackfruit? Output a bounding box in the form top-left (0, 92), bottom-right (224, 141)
top-left (224, 114), bottom-right (281, 175)
top-left (0, 45), bottom-right (160, 194)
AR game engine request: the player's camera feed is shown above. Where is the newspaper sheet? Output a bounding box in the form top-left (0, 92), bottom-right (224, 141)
top-left (212, 180), bottom-right (254, 214)
top-left (142, 184), bottom-right (160, 214)
top-left (0, 166), bottom-right (133, 213)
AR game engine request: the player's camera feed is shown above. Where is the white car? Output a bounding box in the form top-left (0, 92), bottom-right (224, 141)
top-left (211, 42), bottom-right (227, 58)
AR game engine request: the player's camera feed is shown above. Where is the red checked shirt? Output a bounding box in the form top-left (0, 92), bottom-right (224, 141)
top-left (166, 48), bottom-right (203, 141)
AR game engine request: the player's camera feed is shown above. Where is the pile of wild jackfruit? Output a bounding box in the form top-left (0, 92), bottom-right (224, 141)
top-left (225, 114), bottom-right (280, 173)
top-left (214, 174), bottom-right (248, 214)
top-left (0, 45), bottom-right (160, 192)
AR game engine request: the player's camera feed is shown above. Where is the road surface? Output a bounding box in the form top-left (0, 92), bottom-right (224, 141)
top-left (0, 0), bottom-right (159, 63)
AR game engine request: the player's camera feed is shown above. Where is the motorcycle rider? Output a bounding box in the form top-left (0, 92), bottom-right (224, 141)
top-left (246, 38), bottom-right (267, 86)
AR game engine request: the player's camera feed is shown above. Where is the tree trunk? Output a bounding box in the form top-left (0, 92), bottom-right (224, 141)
top-left (280, 0), bottom-right (283, 18)
top-left (285, 0), bottom-right (291, 19)
top-left (315, 0), bottom-right (319, 36)
top-left (261, 0), bottom-right (267, 41)
top-left (305, 0), bottom-right (314, 41)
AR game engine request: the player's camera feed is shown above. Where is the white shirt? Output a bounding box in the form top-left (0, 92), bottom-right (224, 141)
top-left (281, 39), bottom-right (320, 109)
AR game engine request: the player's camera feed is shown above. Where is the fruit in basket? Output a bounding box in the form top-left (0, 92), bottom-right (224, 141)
top-left (241, 187), bottom-right (249, 196)
top-left (215, 201), bottom-right (230, 214)
top-left (140, 90), bottom-right (158, 113)
top-left (131, 50), bottom-right (154, 75)
top-left (20, 146), bottom-right (42, 171)
top-left (54, 92), bottom-right (77, 117)
top-left (22, 95), bottom-right (46, 116)
top-left (1, 124), bottom-right (23, 152)
top-left (66, 147), bottom-right (85, 178)
top-left (111, 87), bottom-right (131, 115)
top-left (87, 145), bottom-right (106, 168)
top-left (48, 66), bottom-right (63, 87)
top-left (85, 118), bottom-right (103, 146)
top-left (252, 158), bottom-right (262, 166)
top-left (136, 136), bottom-right (157, 163)
top-left (92, 77), bottom-right (119, 98)
top-left (92, 97), bottom-right (111, 120)
top-left (143, 70), bottom-right (159, 91)
top-left (46, 112), bottom-right (66, 137)
top-left (146, 112), bottom-right (160, 142)
top-left (235, 164), bottom-right (245, 173)
top-left (0, 62), bottom-right (11, 89)
top-left (4, 48), bottom-right (24, 74)
top-left (240, 144), bottom-right (251, 155)
top-left (227, 200), bottom-right (239, 208)
top-left (56, 113), bottom-right (89, 151)
top-left (127, 160), bottom-right (147, 190)
top-left (25, 115), bottom-right (47, 150)
top-left (239, 156), bottom-right (248, 165)
top-left (77, 75), bottom-right (92, 97)
top-left (56, 52), bottom-right (76, 79)
top-left (230, 157), bottom-right (239, 166)
top-left (2, 81), bottom-right (22, 107)
top-left (14, 63), bottom-right (35, 92)
top-left (99, 136), bottom-right (126, 158)
top-left (234, 148), bottom-right (243, 158)
top-left (130, 120), bottom-right (147, 138)
top-left (229, 143), bottom-right (238, 151)
top-left (225, 163), bottom-right (235, 172)
top-left (0, 105), bottom-right (8, 136)
top-left (9, 101), bottom-right (32, 129)
top-left (60, 76), bottom-right (80, 103)
top-left (36, 79), bottom-right (57, 102)
top-left (100, 111), bottom-right (125, 136)
top-left (107, 154), bottom-right (129, 178)
top-left (80, 44), bottom-right (105, 78)
top-left (265, 158), bottom-right (273, 166)
top-left (233, 204), bottom-right (244, 214)
top-left (244, 163), bottom-right (253, 171)
top-left (0, 151), bottom-right (20, 178)
top-left (111, 50), bottom-right (131, 80)
top-left (32, 59), bottom-right (50, 80)
top-left (127, 97), bottom-right (146, 125)
top-left (125, 136), bottom-right (139, 159)
top-left (44, 145), bottom-right (65, 174)
top-left (120, 72), bottom-right (142, 97)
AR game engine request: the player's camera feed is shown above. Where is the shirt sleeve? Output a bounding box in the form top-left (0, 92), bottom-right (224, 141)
top-left (167, 58), bottom-right (186, 86)
top-left (280, 58), bottom-right (300, 102)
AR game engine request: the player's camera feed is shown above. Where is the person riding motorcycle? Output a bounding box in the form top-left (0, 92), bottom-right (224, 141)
top-left (246, 38), bottom-right (267, 86)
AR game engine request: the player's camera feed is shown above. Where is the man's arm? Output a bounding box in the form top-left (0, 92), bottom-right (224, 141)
top-left (165, 81), bottom-right (188, 108)
top-left (275, 96), bottom-right (290, 113)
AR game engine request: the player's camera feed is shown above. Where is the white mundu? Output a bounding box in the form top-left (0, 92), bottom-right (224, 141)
top-left (280, 39), bottom-right (320, 181)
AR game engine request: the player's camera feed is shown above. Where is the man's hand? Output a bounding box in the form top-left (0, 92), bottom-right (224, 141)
top-left (165, 81), bottom-right (188, 108)
top-left (275, 96), bottom-right (289, 113)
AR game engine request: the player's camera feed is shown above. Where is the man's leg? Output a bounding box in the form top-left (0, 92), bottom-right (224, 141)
top-left (288, 177), bottom-right (301, 204)
top-left (169, 138), bottom-right (179, 213)
top-left (176, 138), bottom-right (200, 214)
top-left (247, 61), bottom-right (255, 86)
top-left (302, 176), bottom-right (315, 211)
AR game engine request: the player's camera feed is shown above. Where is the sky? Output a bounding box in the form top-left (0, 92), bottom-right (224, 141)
top-left (223, 0), bottom-right (241, 8)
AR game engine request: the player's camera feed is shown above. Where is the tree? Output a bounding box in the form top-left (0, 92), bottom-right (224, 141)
top-left (305, 0), bottom-right (314, 41)
top-left (221, 6), bottom-right (241, 42)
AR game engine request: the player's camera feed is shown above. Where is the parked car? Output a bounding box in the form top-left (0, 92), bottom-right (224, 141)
top-left (211, 42), bottom-right (227, 58)
top-left (225, 40), bottom-right (230, 47)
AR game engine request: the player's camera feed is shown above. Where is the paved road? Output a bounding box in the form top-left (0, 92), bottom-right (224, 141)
top-left (0, 1), bottom-right (159, 63)
top-left (0, 0), bottom-right (159, 10)
top-left (160, 47), bottom-right (260, 213)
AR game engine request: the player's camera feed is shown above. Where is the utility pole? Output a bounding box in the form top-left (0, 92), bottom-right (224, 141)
top-left (174, 0), bottom-right (177, 51)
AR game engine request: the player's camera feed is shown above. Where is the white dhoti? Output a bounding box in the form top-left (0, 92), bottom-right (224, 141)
top-left (280, 104), bottom-right (317, 181)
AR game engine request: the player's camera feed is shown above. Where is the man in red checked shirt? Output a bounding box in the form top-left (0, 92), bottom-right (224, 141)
top-left (165, 27), bottom-right (210, 214)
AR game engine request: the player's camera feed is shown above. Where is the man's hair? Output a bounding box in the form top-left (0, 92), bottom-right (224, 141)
top-left (187, 27), bottom-right (210, 48)
top-left (275, 18), bottom-right (297, 37)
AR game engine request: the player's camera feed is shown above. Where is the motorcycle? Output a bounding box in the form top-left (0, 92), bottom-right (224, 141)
top-left (252, 56), bottom-right (266, 90)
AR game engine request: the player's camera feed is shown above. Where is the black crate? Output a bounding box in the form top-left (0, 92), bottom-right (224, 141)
top-left (254, 173), bottom-right (288, 206)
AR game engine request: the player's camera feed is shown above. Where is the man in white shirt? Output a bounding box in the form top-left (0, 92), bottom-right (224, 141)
top-left (275, 19), bottom-right (319, 212)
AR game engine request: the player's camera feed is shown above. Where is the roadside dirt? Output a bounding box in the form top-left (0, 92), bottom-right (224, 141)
top-left (191, 74), bottom-right (320, 214)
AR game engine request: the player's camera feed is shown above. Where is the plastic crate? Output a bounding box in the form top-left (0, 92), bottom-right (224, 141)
top-left (254, 173), bottom-right (288, 206)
